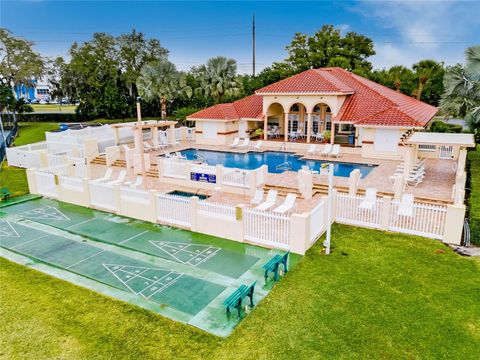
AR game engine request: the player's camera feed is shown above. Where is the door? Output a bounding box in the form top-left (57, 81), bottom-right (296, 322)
top-left (238, 120), bottom-right (248, 138)
top-left (202, 122), bottom-right (218, 139)
top-left (374, 129), bottom-right (399, 152)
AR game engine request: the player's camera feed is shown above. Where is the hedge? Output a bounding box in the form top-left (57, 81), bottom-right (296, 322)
top-left (467, 145), bottom-right (480, 245)
top-left (17, 113), bottom-right (78, 123)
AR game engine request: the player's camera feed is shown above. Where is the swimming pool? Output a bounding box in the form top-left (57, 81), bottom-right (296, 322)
top-left (180, 149), bottom-right (376, 178)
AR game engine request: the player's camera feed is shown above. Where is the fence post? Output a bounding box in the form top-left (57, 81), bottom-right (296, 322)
top-left (289, 213), bottom-right (309, 255)
top-left (216, 164), bottom-right (223, 187)
top-left (380, 196), bottom-right (392, 230)
top-left (39, 150), bottom-right (48, 168)
top-left (443, 204), bottom-right (466, 245)
top-left (189, 196), bottom-right (199, 231)
top-left (26, 168), bottom-right (38, 194)
top-left (249, 169), bottom-right (257, 197)
top-left (236, 204), bottom-right (245, 241)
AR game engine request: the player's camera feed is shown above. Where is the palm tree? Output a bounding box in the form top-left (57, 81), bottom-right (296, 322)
top-left (412, 60), bottom-right (443, 100)
top-left (195, 56), bottom-right (242, 103)
top-left (136, 61), bottom-right (192, 119)
top-left (387, 65), bottom-right (413, 92)
top-left (440, 46), bottom-right (480, 134)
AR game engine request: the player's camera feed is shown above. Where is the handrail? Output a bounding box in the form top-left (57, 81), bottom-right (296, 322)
top-left (275, 161), bottom-right (292, 172)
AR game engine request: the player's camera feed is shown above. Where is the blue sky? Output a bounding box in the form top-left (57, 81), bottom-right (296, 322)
top-left (1, 0), bottom-right (479, 73)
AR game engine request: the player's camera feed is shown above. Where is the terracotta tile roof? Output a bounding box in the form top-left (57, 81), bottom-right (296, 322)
top-left (327, 68), bottom-right (438, 127)
top-left (255, 69), bottom-right (354, 94)
top-left (187, 67), bottom-right (438, 127)
top-left (187, 95), bottom-right (263, 121)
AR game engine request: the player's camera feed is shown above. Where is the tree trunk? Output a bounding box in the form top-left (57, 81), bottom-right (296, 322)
top-left (160, 97), bottom-right (167, 119)
top-left (416, 82), bottom-right (425, 100)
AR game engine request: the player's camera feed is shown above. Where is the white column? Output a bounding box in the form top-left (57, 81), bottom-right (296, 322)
top-left (263, 114), bottom-right (268, 140)
top-left (330, 123), bottom-right (335, 145)
top-left (152, 127), bottom-right (159, 148)
top-left (306, 112), bottom-right (312, 143)
top-left (284, 113), bottom-right (289, 142)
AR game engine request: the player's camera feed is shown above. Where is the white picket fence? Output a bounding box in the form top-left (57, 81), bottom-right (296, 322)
top-left (309, 200), bottom-right (326, 243)
top-left (89, 182), bottom-right (117, 211)
top-left (335, 192), bottom-right (384, 228)
top-left (244, 207), bottom-right (291, 249)
top-left (198, 200), bottom-right (236, 220)
top-left (222, 167), bottom-right (250, 188)
top-left (389, 201), bottom-right (446, 239)
top-left (35, 171), bottom-right (58, 198)
top-left (156, 193), bottom-right (191, 227)
top-left (6, 144), bottom-right (44, 168)
top-left (163, 159), bottom-right (187, 179)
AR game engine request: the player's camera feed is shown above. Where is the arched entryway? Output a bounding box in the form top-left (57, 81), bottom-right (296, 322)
top-left (264, 102), bottom-right (285, 139)
top-left (287, 103), bottom-right (307, 141)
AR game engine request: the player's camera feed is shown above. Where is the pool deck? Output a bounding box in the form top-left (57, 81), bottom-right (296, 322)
top-left (89, 139), bottom-right (456, 206)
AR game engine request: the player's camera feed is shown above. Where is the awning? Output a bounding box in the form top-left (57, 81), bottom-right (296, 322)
top-left (405, 132), bottom-right (476, 148)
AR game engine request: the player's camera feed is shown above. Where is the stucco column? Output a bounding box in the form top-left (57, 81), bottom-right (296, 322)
top-left (114, 128), bottom-right (119, 146)
top-left (152, 126), bottom-right (159, 147)
top-left (284, 112), bottom-right (289, 142)
top-left (306, 112), bottom-right (312, 143)
top-left (330, 123), bottom-right (335, 144)
top-left (263, 114), bottom-right (268, 140)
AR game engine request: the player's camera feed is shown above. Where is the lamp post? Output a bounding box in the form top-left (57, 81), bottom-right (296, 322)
top-left (324, 163), bottom-right (334, 255)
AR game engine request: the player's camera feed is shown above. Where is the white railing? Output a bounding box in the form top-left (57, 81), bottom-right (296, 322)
top-left (222, 167), bottom-right (250, 188)
top-left (89, 182), bottom-right (116, 211)
top-left (439, 145), bottom-right (454, 159)
top-left (389, 201), bottom-right (447, 239)
top-left (244, 208), bottom-right (291, 249)
top-left (335, 192), bottom-right (383, 228)
top-left (6, 145), bottom-right (43, 168)
top-left (121, 187), bottom-right (150, 204)
top-left (309, 200), bottom-right (326, 243)
top-left (41, 164), bottom-right (70, 176)
top-left (60, 176), bottom-right (83, 191)
top-left (198, 200), bottom-right (236, 220)
top-left (46, 154), bottom-right (65, 168)
top-left (35, 171), bottom-right (58, 198)
top-left (156, 193), bottom-right (191, 227)
top-left (163, 159), bottom-right (187, 179)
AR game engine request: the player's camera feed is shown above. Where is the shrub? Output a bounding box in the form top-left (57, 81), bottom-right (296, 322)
top-left (429, 120), bottom-right (463, 133)
top-left (467, 146), bottom-right (480, 245)
top-left (17, 113), bottom-right (78, 123)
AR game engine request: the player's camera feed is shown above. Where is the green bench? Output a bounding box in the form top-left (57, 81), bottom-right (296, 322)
top-left (262, 251), bottom-right (289, 282)
top-left (0, 187), bottom-right (11, 201)
top-left (223, 282), bottom-right (256, 317)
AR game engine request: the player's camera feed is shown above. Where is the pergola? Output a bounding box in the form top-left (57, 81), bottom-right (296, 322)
top-left (111, 120), bottom-right (178, 149)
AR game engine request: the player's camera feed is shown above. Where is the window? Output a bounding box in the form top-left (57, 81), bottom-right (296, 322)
top-left (288, 114), bottom-right (299, 132)
top-left (340, 124), bottom-right (354, 132)
top-left (325, 114), bottom-right (332, 130)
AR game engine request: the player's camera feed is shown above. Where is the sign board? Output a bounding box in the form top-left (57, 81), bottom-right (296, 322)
top-left (190, 172), bottom-right (216, 184)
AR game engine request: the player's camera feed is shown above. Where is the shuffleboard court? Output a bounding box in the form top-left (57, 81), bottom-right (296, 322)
top-left (0, 220), bottom-right (225, 316)
top-left (1, 198), bottom-right (263, 278)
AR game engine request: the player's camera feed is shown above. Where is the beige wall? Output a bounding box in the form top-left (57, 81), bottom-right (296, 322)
top-left (194, 120), bottom-right (239, 146)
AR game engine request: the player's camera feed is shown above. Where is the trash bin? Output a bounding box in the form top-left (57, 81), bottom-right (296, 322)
top-left (348, 133), bottom-right (355, 145)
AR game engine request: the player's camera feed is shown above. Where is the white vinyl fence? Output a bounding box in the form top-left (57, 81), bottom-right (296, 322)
top-left (389, 201), bottom-right (447, 239)
top-left (121, 187), bottom-right (150, 204)
top-left (309, 200), bottom-right (326, 244)
top-left (222, 167), bottom-right (250, 188)
top-left (60, 176), bottom-right (83, 191)
top-left (335, 192), bottom-right (384, 228)
top-left (198, 200), bottom-right (236, 220)
top-left (156, 193), bottom-right (191, 227)
top-left (89, 182), bottom-right (117, 211)
top-left (6, 143), bottom-right (44, 168)
top-left (35, 171), bottom-right (58, 198)
top-left (244, 208), bottom-right (291, 249)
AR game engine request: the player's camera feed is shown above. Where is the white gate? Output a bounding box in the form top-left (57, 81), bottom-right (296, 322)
top-left (439, 145), bottom-right (454, 159)
top-left (244, 208), bottom-right (291, 249)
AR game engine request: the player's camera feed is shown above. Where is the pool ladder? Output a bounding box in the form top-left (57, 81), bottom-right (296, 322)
top-left (193, 151), bottom-right (207, 163)
top-left (276, 161), bottom-right (292, 173)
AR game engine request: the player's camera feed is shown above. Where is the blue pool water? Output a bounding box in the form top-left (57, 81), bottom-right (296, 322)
top-left (180, 149), bottom-right (376, 178)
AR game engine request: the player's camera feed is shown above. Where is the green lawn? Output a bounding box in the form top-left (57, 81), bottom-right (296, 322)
top-left (467, 145), bottom-right (480, 245)
top-left (30, 104), bottom-right (77, 113)
top-left (1, 225), bottom-right (479, 359)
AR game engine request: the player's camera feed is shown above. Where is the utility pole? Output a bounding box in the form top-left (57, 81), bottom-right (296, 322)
top-left (252, 13), bottom-right (256, 76)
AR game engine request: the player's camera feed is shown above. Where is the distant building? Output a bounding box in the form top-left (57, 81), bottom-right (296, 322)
top-left (14, 79), bottom-right (51, 101)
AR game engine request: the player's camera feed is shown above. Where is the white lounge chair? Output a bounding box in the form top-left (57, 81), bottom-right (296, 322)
top-left (256, 190), bottom-right (278, 211)
top-left (359, 187), bottom-right (378, 210)
top-left (124, 176), bottom-right (143, 189)
top-left (397, 193), bottom-right (415, 217)
top-left (175, 151), bottom-right (186, 159)
top-left (314, 132), bottom-right (324, 142)
top-left (91, 168), bottom-right (113, 183)
top-left (239, 138), bottom-right (250, 149)
top-left (405, 171), bottom-right (425, 187)
top-left (250, 189), bottom-right (264, 205)
top-left (107, 170), bottom-right (127, 185)
top-left (329, 144), bottom-right (340, 158)
top-left (320, 144), bottom-right (332, 157)
top-left (253, 140), bottom-right (263, 151)
top-left (229, 137), bottom-right (240, 148)
top-left (273, 193), bottom-right (297, 214)
top-left (307, 144), bottom-right (317, 155)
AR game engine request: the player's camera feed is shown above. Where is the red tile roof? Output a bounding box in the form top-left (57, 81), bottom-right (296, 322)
top-left (255, 69), bottom-right (354, 94)
top-left (187, 68), bottom-right (438, 127)
top-left (187, 94), bottom-right (263, 121)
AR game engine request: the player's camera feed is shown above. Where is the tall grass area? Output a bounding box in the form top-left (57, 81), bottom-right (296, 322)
top-left (467, 145), bottom-right (480, 245)
top-left (1, 225), bottom-right (479, 359)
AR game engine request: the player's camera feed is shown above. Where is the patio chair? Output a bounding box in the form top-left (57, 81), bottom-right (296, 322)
top-left (250, 189), bottom-right (264, 205)
top-left (320, 144), bottom-right (332, 157)
top-left (91, 168), bottom-right (113, 183)
top-left (405, 171), bottom-right (425, 187)
top-left (239, 138), bottom-right (250, 149)
top-left (273, 193), bottom-right (297, 214)
top-left (107, 170), bottom-right (127, 185)
top-left (307, 144), bottom-right (318, 155)
top-left (124, 176), bottom-right (143, 189)
top-left (314, 132), bottom-right (324, 142)
top-left (301, 165), bottom-right (319, 174)
top-left (329, 144), bottom-right (340, 158)
top-left (359, 187), bottom-right (378, 210)
top-left (175, 151), bottom-right (186, 159)
top-left (397, 193), bottom-right (415, 217)
top-left (256, 190), bottom-right (278, 211)
top-left (229, 137), bottom-right (240, 148)
top-left (253, 140), bottom-right (263, 151)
